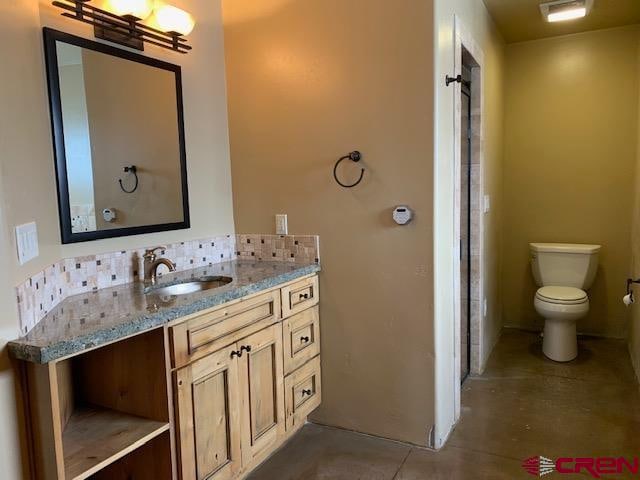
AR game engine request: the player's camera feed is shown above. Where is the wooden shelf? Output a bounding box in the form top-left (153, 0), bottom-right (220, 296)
top-left (62, 405), bottom-right (170, 480)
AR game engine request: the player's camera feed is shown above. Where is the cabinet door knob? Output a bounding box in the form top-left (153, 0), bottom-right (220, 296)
top-left (300, 336), bottom-right (310, 343)
top-left (299, 293), bottom-right (309, 300)
top-left (301, 389), bottom-right (312, 396)
top-left (240, 345), bottom-right (252, 353)
top-left (230, 350), bottom-right (243, 359)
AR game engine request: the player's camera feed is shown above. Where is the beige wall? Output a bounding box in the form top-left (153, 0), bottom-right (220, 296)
top-left (502, 26), bottom-right (639, 338)
top-left (81, 49), bottom-right (184, 229)
top-left (433, 0), bottom-right (504, 444)
top-left (0, 1), bottom-right (234, 477)
top-left (224, 0), bottom-right (435, 446)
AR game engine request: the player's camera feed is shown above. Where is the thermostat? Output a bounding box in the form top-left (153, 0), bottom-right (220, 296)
top-left (102, 208), bottom-right (117, 223)
top-left (393, 205), bottom-right (413, 225)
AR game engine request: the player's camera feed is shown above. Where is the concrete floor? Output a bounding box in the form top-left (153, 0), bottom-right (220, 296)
top-left (248, 329), bottom-right (640, 479)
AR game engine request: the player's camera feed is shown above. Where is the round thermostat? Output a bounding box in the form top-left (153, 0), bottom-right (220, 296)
top-left (102, 208), bottom-right (117, 223)
top-left (393, 206), bottom-right (413, 225)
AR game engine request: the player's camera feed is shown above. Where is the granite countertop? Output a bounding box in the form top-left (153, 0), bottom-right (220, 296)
top-left (9, 260), bottom-right (321, 364)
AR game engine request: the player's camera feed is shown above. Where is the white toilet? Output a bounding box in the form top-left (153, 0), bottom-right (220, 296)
top-left (530, 243), bottom-right (601, 362)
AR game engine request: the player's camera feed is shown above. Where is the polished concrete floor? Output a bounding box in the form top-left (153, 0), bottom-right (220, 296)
top-left (248, 329), bottom-right (640, 479)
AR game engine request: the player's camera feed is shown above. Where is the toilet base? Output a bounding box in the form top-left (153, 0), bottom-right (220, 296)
top-left (542, 319), bottom-right (577, 362)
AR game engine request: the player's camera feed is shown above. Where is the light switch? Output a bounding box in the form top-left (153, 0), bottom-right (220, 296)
top-left (483, 194), bottom-right (491, 214)
top-left (276, 214), bottom-right (288, 235)
top-left (16, 222), bottom-right (39, 265)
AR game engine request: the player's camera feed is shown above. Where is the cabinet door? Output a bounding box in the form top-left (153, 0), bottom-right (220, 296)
top-left (174, 344), bottom-right (242, 480)
top-left (238, 324), bottom-right (285, 468)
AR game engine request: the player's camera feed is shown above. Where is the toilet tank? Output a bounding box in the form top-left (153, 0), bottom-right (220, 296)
top-left (530, 243), bottom-right (601, 289)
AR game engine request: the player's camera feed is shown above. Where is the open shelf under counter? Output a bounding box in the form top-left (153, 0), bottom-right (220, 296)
top-left (63, 405), bottom-right (170, 480)
top-left (22, 327), bottom-right (175, 479)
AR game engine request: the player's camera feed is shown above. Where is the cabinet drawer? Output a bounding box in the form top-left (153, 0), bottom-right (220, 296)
top-left (283, 307), bottom-right (320, 375)
top-left (284, 356), bottom-right (322, 431)
top-left (170, 290), bottom-right (281, 368)
top-left (281, 276), bottom-right (319, 318)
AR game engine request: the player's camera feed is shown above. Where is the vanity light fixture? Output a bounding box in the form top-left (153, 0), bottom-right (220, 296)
top-left (51, 0), bottom-right (194, 53)
top-left (151, 5), bottom-right (195, 36)
top-left (106, 0), bottom-right (154, 19)
top-left (539, 0), bottom-right (593, 23)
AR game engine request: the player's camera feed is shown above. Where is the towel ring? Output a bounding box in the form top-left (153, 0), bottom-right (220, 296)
top-left (333, 151), bottom-right (365, 188)
top-left (118, 165), bottom-right (139, 194)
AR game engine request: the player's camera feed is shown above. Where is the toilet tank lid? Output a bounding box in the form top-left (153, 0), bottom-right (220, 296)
top-left (530, 243), bottom-right (601, 254)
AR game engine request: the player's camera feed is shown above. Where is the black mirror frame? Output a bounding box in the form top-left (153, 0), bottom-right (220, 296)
top-left (43, 27), bottom-right (191, 244)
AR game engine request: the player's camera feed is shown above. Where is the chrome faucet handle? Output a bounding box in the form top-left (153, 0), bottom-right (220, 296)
top-left (143, 246), bottom-right (166, 259)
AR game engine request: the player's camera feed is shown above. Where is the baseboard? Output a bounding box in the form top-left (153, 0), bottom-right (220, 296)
top-left (306, 420), bottom-right (436, 451)
top-left (628, 342), bottom-right (640, 384)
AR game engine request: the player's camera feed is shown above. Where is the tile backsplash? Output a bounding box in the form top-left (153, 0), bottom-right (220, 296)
top-left (236, 234), bottom-right (320, 263)
top-left (16, 234), bottom-right (320, 335)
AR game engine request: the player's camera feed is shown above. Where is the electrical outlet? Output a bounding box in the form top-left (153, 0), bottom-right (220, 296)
top-left (16, 222), bottom-right (39, 265)
top-left (275, 214), bottom-right (288, 235)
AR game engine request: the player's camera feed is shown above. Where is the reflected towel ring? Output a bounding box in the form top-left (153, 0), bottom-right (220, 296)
top-left (333, 151), bottom-right (365, 188)
top-left (119, 165), bottom-right (139, 194)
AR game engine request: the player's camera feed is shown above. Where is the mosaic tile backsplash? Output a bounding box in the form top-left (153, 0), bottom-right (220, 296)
top-left (16, 234), bottom-right (320, 335)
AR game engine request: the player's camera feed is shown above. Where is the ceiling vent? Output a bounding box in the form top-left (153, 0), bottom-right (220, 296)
top-left (539, 0), bottom-right (594, 22)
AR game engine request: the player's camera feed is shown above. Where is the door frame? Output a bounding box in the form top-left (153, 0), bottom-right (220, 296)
top-left (433, 14), bottom-right (486, 449)
top-left (453, 19), bottom-right (485, 389)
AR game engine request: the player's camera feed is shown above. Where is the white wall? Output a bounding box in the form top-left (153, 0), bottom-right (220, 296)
top-left (0, 1), bottom-right (234, 477)
top-left (433, 0), bottom-right (504, 447)
top-left (59, 61), bottom-right (96, 208)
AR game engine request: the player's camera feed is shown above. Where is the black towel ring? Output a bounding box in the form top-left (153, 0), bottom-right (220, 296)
top-left (333, 151), bottom-right (365, 188)
top-left (118, 165), bottom-right (139, 194)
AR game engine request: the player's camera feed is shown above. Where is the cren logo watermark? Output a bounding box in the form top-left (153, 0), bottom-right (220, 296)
top-left (522, 456), bottom-right (640, 478)
top-left (522, 457), bottom-right (555, 477)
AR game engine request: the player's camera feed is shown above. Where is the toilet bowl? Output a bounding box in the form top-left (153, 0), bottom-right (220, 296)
top-left (534, 286), bottom-right (589, 362)
top-left (530, 243), bottom-right (600, 362)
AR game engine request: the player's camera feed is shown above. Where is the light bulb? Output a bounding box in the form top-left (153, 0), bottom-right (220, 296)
top-left (106, 0), bottom-right (154, 19)
top-left (547, 7), bottom-right (587, 22)
top-left (153, 5), bottom-right (195, 35)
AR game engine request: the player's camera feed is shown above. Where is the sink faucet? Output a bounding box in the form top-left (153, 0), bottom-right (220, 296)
top-left (143, 246), bottom-right (176, 286)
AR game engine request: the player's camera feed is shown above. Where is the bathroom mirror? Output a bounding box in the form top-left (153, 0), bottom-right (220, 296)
top-left (44, 28), bottom-right (190, 244)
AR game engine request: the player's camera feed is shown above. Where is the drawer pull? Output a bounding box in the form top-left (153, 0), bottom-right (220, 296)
top-left (301, 389), bottom-right (312, 397)
top-left (299, 293), bottom-right (310, 300)
top-left (230, 350), bottom-right (243, 359)
top-left (240, 345), bottom-right (252, 353)
top-left (300, 336), bottom-right (310, 343)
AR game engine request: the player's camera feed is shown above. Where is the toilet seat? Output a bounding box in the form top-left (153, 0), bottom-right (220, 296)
top-left (535, 286), bottom-right (588, 305)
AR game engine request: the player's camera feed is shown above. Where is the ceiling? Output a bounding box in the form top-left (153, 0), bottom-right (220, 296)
top-left (483, 0), bottom-right (640, 43)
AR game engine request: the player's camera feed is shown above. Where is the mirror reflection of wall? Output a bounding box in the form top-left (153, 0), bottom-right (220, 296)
top-left (48, 29), bottom-right (189, 243)
top-left (57, 43), bottom-right (97, 233)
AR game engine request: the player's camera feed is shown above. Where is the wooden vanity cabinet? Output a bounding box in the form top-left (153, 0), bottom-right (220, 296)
top-left (171, 274), bottom-right (321, 480)
top-left (173, 323), bottom-right (285, 480)
top-left (20, 273), bottom-right (321, 480)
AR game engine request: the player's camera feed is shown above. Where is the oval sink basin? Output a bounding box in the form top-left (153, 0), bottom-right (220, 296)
top-left (151, 276), bottom-right (233, 296)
